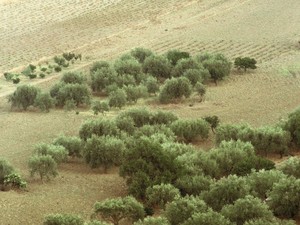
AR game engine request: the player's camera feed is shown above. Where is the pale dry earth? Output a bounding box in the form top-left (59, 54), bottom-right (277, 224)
top-left (1, 0), bottom-right (300, 224)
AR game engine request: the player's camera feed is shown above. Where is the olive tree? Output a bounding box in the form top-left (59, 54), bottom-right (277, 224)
top-left (146, 183), bottom-right (180, 209)
top-left (159, 77), bottom-right (192, 103)
top-left (108, 89), bottom-right (127, 109)
top-left (94, 196), bottom-right (145, 225)
top-left (278, 157), bottom-right (300, 178)
top-left (28, 155), bottom-right (58, 180)
top-left (34, 92), bottom-right (55, 112)
top-left (182, 210), bottom-right (233, 225)
top-left (220, 195), bottom-right (273, 225)
top-left (8, 85), bottom-right (40, 110)
top-left (83, 135), bottom-right (125, 171)
top-left (143, 55), bottom-right (172, 79)
top-left (234, 57), bottom-right (257, 72)
top-left (267, 176), bottom-right (300, 218)
top-left (44, 214), bottom-right (84, 225)
top-left (134, 216), bottom-right (170, 225)
top-left (130, 47), bottom-right (154, 63)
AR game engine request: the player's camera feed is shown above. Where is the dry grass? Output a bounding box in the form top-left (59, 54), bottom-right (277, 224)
top-left (1, 0), bottom-right (300, 224)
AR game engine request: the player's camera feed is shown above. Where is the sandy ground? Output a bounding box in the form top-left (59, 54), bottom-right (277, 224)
top-left (1, 0), bottom-right (300, 224)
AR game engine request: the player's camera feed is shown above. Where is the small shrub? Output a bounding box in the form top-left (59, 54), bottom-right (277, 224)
top-left (143, 76), bottom-right (159, 95)
top-left (4, 173), bottom-right (27, 189)
top-left (143, 55), bottom-right (172, 79)
top-left (54, 56), bottom-right (68, 67)
top-left (61, 72), bottom-right (85, 84)
top-left (34, 92), bottom-right (55, 112)
top-left (39, 73), bottom-right (46, 78)
top-left (0, 159), bottom-right (14, 184)
top-left (62, 52), bottom-right (76, 61)
top-left (159, 77), bottom-right (192, 103)
top-left (108, 89), bottom-right (127, 109)
top-left (83, 135), bottom-right (125, 171)
top-left (28, 155), bottom-right (58, 180)
top-left (278, 157), bottom-right (300, 178)
top-left (170, 118), bottom-right (209, 142)
top-left (34, 143), bottom-right (68, 164)
top-left (130, 47), bottom-right (154, 63)
top-left (90, 61), bottom-right (110, 73)
top-left (54, 65), bottom-right (62, 72)
top-left (94, 196), bottom-right (145, 225)
top-left (79, 118), bottom-right (119, 141)
top-left (44, 214), bottom-right (84, 225)
top-left (146, 184), bottom-right (180, 209)
top-left (8, 85), bottom-right (40, 110)
top-left (4, 72), bottom-right (14, 81)
top-left (234, 57), bottom-right (257, 71)
top-left (12, 76), bottom-right (20, 84)
top-left (28, 73), bottom-right (37, 79)
top-left (203, 115), bottom-right (220, 133)
top-left (92, 100), bottom-right (110, 115)
top-left (53, 135), bottom-right (83, 158)
top-left (166, 49), bottom-right (190, 66)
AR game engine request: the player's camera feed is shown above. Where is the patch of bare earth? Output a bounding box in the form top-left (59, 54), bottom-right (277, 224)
top-left (1, 0), bottom-right (300, 224)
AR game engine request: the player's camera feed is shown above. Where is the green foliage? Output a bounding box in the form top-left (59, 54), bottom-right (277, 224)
top-left (117, 108), bottom-right (152, 127)
top-left (90, 67), bottom-right (118, 93)
top-left (234, 57), bottom-right (257, 71)
top-left (3, 173), bottom-right (27, 189)
top-left (130, 47), bottom-right (154, 64)
top-left (115, 116), bottom-right (136, 135)
top-left (216, 124), bottom-right (290, 156)
top-left (12, 76), bottom-right (20, 84)
top-left (90, 61), bottom-right (110, 73)
top-left (43, 213), bottom-right (84, 225)
top-left (34, 92), bottom-right (55, 112)
top-left (284, 107), bottom-right (300, 147)
top-left (8, 85), bottom-right (40, 110)
top-left (166, 49), bottom-right (190, 66)
top-left (159, 77), bottom-right (192, 103)
top-left (28, 73), bottom-right (37, 79)
top-left (28, 155), bottom-right (58, 180)
top-left (50, 83), bottom-right (91, 107)
top-left (151, 110), bottom-right (178, 125)
top-left (201, 175), bottom-right (250, 211)
top-left (267, 176), bottom-right (300, 218)
top-left (114, 58), bottom-right (142, 79)
top-left (146, 184), bottom-right (180, 209)
top-left (119, 136), bottom-right (182, 198)
top-left (164, 196), bottom-right (208, 225)
top-left (54, 65), bottom-right (62, 72)
top-left (197, 53), bottom-right (231, 85)
top-left (4, 72), bottom-right (15, 81)
top-left (182, 210), bottom-right (233, 225)
top-left (203, 115), bottom-right (219, 133)
top-left (94, 196), bottom-right (145, 225)
top-left (0, 159), bottom-right (14, 184)
top-left (244, 218), bottom-right (296, 225)
top-left (143, 55), bottom-right (172, 79)
top-left (108, 89), bottom-right (127, 109)
top-left (39, 73), bottom-right (46, 78)
top-left (221, 195), bottom-right (273, 225)
top-left (134, 216), bottom-right (170, 225)
top-left (123, 85), bottom-right (148, 103)
top-left (83, 135), bottom-right (125, 171)
top-left (278, 157), bottom-right (300, 178)
top-left (170, 118), bottom-right (209, 142)
top-left (53, 135), bottom-right (83, 158)
top-left (62, 52), bottom-right (76, 61)
top-left (195, 82), bottom-right (206, 101)
top-left (209, 140), bottom-right (256, 176)
top-left (85, 221), bottom-right (111, 225)
top-left (92, 101), bottom-right (110, 115)
top-left (171, 58), bottom-right (203, 78)
top-left (175, 175), bottom-right (212, 196)
top-left (61, 72), bottom-right (85, 84)
top-left (34, 143), bottom-right (68, 164)
top-left (183, 68), bottom-right (209, 86)
top-left (22, 65), bottom-right (35, 76)
top-left (143, 76), bottom-right (159, 95)
top-left (247, 169), bottom-right (287, 199)
top-left (79, 118), bottom-right (119, 141)
top-left (54, 56), bottom-right (69, 67)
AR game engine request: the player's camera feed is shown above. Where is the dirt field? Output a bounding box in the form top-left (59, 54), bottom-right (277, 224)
top-left (1, 0), bottom-right (300, 224)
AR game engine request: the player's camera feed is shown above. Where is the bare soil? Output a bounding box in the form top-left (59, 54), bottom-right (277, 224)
top-left (1, 0), bottom-right (300, 224)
